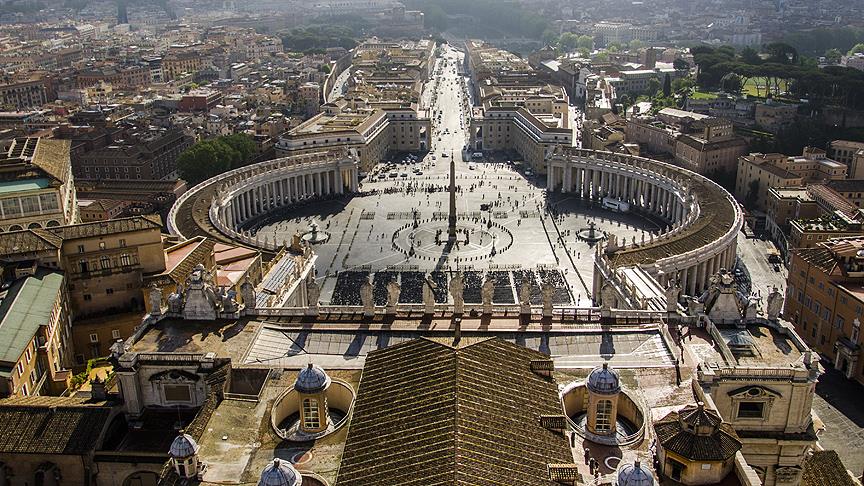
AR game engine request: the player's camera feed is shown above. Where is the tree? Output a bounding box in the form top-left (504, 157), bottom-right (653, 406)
top-left (766, 42), bottom-right (798, 64)
top-left (177, 134), bottom-right (256, 185)
top-left (825, 48), bottom-right (843, 63)
top-left (628, 39), bottom-right (644, 51)
top-left (672, 77), bottom-right (694, 93)
top-left (662, 73), bottom-right (672, 97)
top-left (849, 43), bottom-right (864, 55)
top-left (740, 46), bottom-right (762, 65)
top-left (673, 58), bottom-right (690, 71)
top-left (576, 35), bottom-right (594, 51)
top-left (557, 32), bottom-right (579, 52)
top-left (720, 72), bottom-right (743, 94)
top-left (618, 94), bottom-right (632, 119)
top-left (647, 77), bottom-right (661, 97)
top-left (744, 179), bottom-right (761, 210)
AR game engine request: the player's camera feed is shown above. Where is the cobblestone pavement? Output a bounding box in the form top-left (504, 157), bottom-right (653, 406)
top-left (812, 366), bottom-right (864, 476)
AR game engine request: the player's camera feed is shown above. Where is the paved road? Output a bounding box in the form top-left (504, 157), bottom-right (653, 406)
top-left (735, 233), bottom-right (788, 304)
top-left (812, 367), bottom-right (864, 476)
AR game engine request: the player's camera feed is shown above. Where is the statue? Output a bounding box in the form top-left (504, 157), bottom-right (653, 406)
top-left (241, 279), bottom-right (256, 311)
top-left (745, 293), bottom-right (760, 320)
top-left (386, 278), bottom-right (401, 313)
top-left (167, 290), bottom-right (183, 314)
top-left (360, 277), bottom-right (374, 317)
top-left (481, 275), bottom-right (495, 314)
top-left (148, 283), bottom-right (163, 316)
top-left (519, 281), bottom-right (531, 315)
top-left (665, 278), bottom-right (681, 313)
top-left (222, 289), bottom-right (238, 313)
top-left (422, 275), bottom-right (436, 314)
top-left (766, 286), bottom-right (784, 321)
top-left (606, 233), bottom-right (619, 254)
top-left (541, 282), bottom-right (554, 318)
top-left (307, 277), bottom-right (320, 310)
top-left (449, 272), bottom-right (464, 314)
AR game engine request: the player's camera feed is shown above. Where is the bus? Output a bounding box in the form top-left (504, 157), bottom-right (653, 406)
top-left (602, 197), bottom-right (630, 212)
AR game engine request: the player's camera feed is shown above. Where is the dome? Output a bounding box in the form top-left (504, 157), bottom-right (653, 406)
top-left (258, 458), bottom-right (302, 486)
top-left (169, 431), bottom-right (199, 458)
top-left (587, 362), bottom-right (620, 394)
top-left (294, 363), bottom-right (331, 394)
top-left (617, 460), bottom-right (655, 486)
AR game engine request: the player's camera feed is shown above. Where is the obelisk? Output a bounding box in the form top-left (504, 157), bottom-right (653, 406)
top-left (448, 150), bottom-right (457, 239)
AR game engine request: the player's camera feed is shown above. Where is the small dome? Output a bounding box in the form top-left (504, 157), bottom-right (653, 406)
top-left (169, 431), bottom-right (199, 458)
top-left (587, 362), bottom-right (620, 394)
top-left (294, 363), bottom-right (331, 394)
top-left (258, 458), bottom-right (302, 486)
top-left (617, 460), bottom-right (655, 486)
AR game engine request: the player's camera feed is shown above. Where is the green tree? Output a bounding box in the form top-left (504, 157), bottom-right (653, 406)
top-left (740, 46), bottom-right (762, 64)
top-left (628, 39), bottom-right (644, 51)
top-left (618, 94), bottom-right (633, 119)
top-left (672, 77), bottom-right (694, 93)
top-left (673, 58), bottom-right (690, 71)
top-left (220, 134), bottom-right (256, 166)
top-left (557, 32), bottom-right (579, 52)
top-left (647, 77), bottom-right (661, 97)
top-left (825, 48), bottom-right (843, 63)
top-left (720, 72), bottom-right (743, 94)
top-left (576, 35), bottom-right (594, 51)
top-left (848, 43), bottom-right (864, 55)
top-left (177, 141), bottom-right (231, 186)
top-left (662, 73), bottom-right (672, 97)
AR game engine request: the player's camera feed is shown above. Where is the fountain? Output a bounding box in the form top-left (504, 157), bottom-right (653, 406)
top-left (577, 220), bottom-right (607, 243)
top-left (301, 222), bottom-right (330, 244)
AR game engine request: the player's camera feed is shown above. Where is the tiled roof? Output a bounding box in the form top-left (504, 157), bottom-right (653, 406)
top-left (31, 139), bottom-right (72, 184)
top-left (654, 404), bottom-right (742, 462)
top-left (0, 229), bottom-right (62, 256)
top-left (793, 247), bottom-right (837, 274)
top-left (47, 215), bottom-right (161, 240)
top-left (0, 402), bottom-right (110, 454)
top-left (802, 450), bottom-right (857, 486)
top-left (336, 337), bottom-right (576, 486)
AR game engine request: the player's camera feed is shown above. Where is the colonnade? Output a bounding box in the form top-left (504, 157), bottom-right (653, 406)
top-left (226, 165), bottom-right (359, 229)
top-left (547, 162), bottom-right (687, 223)
top-left (547, 148), bottom-right (743, 301)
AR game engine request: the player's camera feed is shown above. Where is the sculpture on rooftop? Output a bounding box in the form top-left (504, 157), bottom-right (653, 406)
top-left (450, 271), bottom-right (464, 314)
top-left (360, 277), bottom-right (374, 317)
top-left (386, 278), bottom-right (401, 313)
top-left (519, 281), bottom-right (531, 314)
top-left (542, 282), bottom-right (554, 318)
top-left (148, 283), bottom-right (163, 316)
top-left (665, 278), bottom-right (680, 313)
top-left (482, 275), bottom-right (494, 314)
top-left (423, 275), bottom-right (436, 314)
top-left (766, 286), bottom-right (784, 321)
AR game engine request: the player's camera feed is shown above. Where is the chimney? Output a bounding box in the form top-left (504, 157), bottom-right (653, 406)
top-left (454, 317), bottom-right (461, 344)
top-left (539, 415), bottom-right (567, 434)
top-left (530, 359), bottom-right (555, 377)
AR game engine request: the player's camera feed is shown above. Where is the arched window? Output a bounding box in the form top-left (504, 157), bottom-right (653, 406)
top-left (595, 399), bottom-right (613, 432)
top-left (302, 397), bottom-right (320, 429)
top-left (28, 222), bottom-right (41, 229)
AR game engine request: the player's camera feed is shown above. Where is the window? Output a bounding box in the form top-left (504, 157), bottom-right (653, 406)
top-left (595, 399), bottom-right (613, 432)
top-left (99, 241), bottom-right (105, 250)
top-left (120, 254), bottom-right (131, 266)
top-left (106, 288), bottom-right (114, 295)
top-left (77, 245), bottom-right (85, 253)
top-left (83, 294), bottom-right (91, 301)
top-left (737, 401), bottom-right (765, 419)
top-left (17, 362), bottom-right (24, 375)
top-left (21, 384), bottom-right (27, 396)
top-left (119, 239), bottom-right (126, 248)
top-left (100, 256), bottom-right (110, 269)
top-left (112, 329), bottom-right (121, 339)
top-left (164, 384), bottom-right (192, 402)
top-left (89, 333), bottom-right (99, 343)
top-left (302, 397), bottom-right (320, 429)
top-left (836, 316), bottom-right (845, 329)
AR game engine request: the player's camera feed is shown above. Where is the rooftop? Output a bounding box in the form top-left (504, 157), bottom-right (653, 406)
top-left (336, 337), bottom-right (577, 485)
top-left (0, 269), bottom-right (64, 365)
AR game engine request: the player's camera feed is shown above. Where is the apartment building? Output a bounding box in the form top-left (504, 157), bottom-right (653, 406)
top-left (786, 236), bottom-right (864, 384)
top-left (0, 76), bottom-right (54, 110)
top-left (736, 149), bottom-right (848, 212)
top-left (828, 140), bottom-right (864, 178)
top-left (73, 128), bottom-right (192, 181)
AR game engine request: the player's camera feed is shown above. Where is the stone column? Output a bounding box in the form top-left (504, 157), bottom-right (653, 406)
top-left (563, 166), bottom-right (572, 193)
top-left (316, 172), bottom-right (322, 195)
top-left (335, 168), bottom-right (344, 194)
